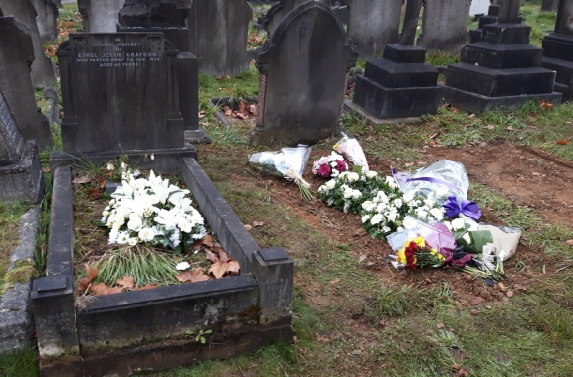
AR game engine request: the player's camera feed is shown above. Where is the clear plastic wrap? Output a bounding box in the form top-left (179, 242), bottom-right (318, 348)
top-left (333, 132), bottom-right (369, 172)
top-left (248, 145), bottom-right (311, 177)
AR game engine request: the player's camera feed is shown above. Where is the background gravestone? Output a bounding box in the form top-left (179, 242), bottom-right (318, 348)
top-left (541, 0), bottom-right (573, 100)
top-left (0, 15), bottom-right (53, 148)
top-left (78, 0), bottom-right (125, 33)
top-left (194, 0), bottom-right (253, 76)
top-left (0, 0), bottom-right (56, 88)
top-left (417, 0), bottom-right (472, 53)
top-left (56, 33), bottom-right (196, 165)
top-left (263, 0), bottom-right (325, 37)
top-left (31, 0), bottom-right (58, 41)
top-left (541, 0), bottom-right (559, 11)
top-left (252, 2), bottom-right (357, 146)
top-left (470, 0), bottom-right (491, 16)
top-left (347, 0), bottom-right (401, 58)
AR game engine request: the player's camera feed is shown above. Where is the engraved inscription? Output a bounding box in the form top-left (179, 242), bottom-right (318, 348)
top-left (74, 37), bottom-right (162, 68)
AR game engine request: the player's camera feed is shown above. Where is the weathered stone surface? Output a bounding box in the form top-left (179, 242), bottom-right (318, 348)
top-left (0, 15), bottom-right (53, 148)
top-left (0, 140), bottom-right (44, 203)
top-left (542, 0), bottom-right (559, 11)
top-left (481, 23), bottom-right (531, 44)
top-left (417, 0), bottom-right (471, 53)
top-left (263, 0), bottom-right (326, 37)
top-left (462, 42), bottom-right (543, 69)
top-left (400, 0), bottom-right (423, 45)
top-left (194, 0), bottom-right (253, 76)
top-left (57, 33), bottom-right (186, 154)
top-left (498, 0), bottom-right (521, 23)
top-left (119, 0), bottom-right (192, 27)
top-left (252, 2), bottom-right (357, 146)
top-left (78, 0), bottom-right (125, 33)
top-left (0, 92), bottom-right (24, 165)
top-left (347, 0), bottom-right (401, 57)
top-left (31, 0), bottom-right (58, 41)
top-left (0, 0), bottom-right (56, 88)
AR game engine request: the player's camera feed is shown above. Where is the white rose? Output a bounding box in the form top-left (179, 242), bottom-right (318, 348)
top-left (370, 214), bottom-right (383, 225)
top-left (138, 227), bottom-right (155, 242)
top-left (352, 190), bottom-right (362, 199)
top-left (128, 237), bottom-right (138, 246)
top-left (451, 218), bottom-right (466, 231)
top-left (347, 172), bottom-right (360, 182)
top-left (393, 198), bottom-right (403, 207)
top-left (430, 208), bottom-right (444, 221)
top-left (127, 213), bottom-right (143, 231)
top-left (361, 200), bottom-right (375, 212)
top-left (325, 179), bottom-right (337, 190)
top-left (361, 215), bottom-right (371, 223)
top-left (365, 171), bottom-right (378, 179)
top-left (403, 217), bottom-right (417, 229)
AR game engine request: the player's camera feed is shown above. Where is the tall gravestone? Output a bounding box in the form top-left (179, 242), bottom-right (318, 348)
top-left (263, 0), bottom-right (325, 37)
top-left (31, 0), bottom-right (58, 41)
top-left (541, 0), bottom-right (573, 100)
top-left (252, 2), bottom-right (357, 146)
top-left (194, 0), bottom-right (253, 76)
top-left (347, 0), bottom-right (401, 58)
top-left (53, 33), bottom-right (196, 168)
top-left (400, 0), bottom-right (423, 45)
top-left (417, 0), bottom-right (472, 53)
top-left (0, 0), bottom-right (56, 88)
top-left (441, 0), bottom-right (561, 113)
top-left (118, 0), bottom-right (206, 142)
top-left (0, 15), bottom-right (53, 148)
top-left (78, 0), bottom-right (125, 33)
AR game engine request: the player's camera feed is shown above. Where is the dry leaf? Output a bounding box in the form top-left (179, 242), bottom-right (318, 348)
top-left (239, 100), bottom-right (246, 114)
top-left (253, 220), bottom-right (264, 227)
top-left (215, 75), bottom-right (224, 80)
top-left (248, 104), bottom-right (257, 115)
top-left (209, 262), bottom-right (228, 279)
top-left (200, 234), bottom-right (214, 248)
top-left (204, 249), bottom-right (219, 263)
top-left (116, 276), bottom-right (135, 289)
top-left (72, 175), bottom-right (91, 184)
top-left (42, 167), bottom-right (51, 172)
top-left (226, 260), bottom-right (240, 274)
top-left (86, 264), bottom-right (99, 281)
top-left (198, 111), bottom-right (205, 119)
top-left (176, 268), bottom-right (210, 283)
top-left (217, 249), bottom-right (230, 263)
top-left (89, 187), bottom-right (102, 200)
top-left (244, 224), bottom-right (253, 231)
top-left (485, 125), bottom-right (495, 130)
top-left (506, 126), bottom-right (514, 131)
top-left (566, 239), bottom-right (573, 247)
top-left (329, 278), bottom-right (340, 285)
top-left (540, 100), bottom-right (554, 110)
top-left (98, 177), bottom-right (106, 189)
top-left (90, 283), bottom-right (123, 296)
top-left (224, 106), bottom-right (232, 116)
top-left (556, 139), bottom-right (570, 145)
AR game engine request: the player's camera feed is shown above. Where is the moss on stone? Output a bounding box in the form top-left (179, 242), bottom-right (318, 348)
top-left (5, 259), bottom-right (39, 284)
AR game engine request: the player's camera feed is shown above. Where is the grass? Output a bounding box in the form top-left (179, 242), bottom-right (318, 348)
top-left (0, 201), bottom-right (31, 297)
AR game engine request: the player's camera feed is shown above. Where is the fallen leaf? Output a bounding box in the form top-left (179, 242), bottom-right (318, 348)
top-left (224, 106), bottom-right (232, 116)
top-left (86, 264), bottom-right (99, 281)
top-left (72, 175), bottom-right (91, 184)
top-left (116, 276), bottom-right (135, 289)
top-left (42, 167), bottom-right (51, 172)
top-left (239, 100), bottom-right (246, 114)
top-left (454, 369), bottom-right (470, 377)
top-left (540, 100), bottom-right (554, 110)
top-left (89, 188), bottom-right (102, 200)
top-left (225, 260), bottom-right (240, 274)
top-left (468, 113), bottom-right (475, 118)
top-left (98, 177), bottom-right (106, 189)
top-left (253, 220), bottom-right (264, 227)
top-left (78, 277), bottom-right (91, 293)
top-left (248, 104), bottom-right (257, 115)
top-left (566, 239), bottom-right (573, 247)
top-left (199, 234), bottom-right (214, 248)
top-left (89, 283), bottom-right (123, 296)
top-left (209, 262), bottom-right (228, 279)
top-left (215, 75), bottom-right (224, 80)
top-left (176, 268), bottom-right (210, 283)
top-left (506, 126), bottom-right (514, 131)
top-left (244, 224), bottom-right (253, 231)
top-left (217, 249), bottom-right (231, 263)
top-left (329, 278), bottom-right (340, 285)
top-left (198, 111), bottom-right (205, 119)
top-left (205, 249), bottom-right (219, 263)
top-left (556, 139), bottom-right (570, 145)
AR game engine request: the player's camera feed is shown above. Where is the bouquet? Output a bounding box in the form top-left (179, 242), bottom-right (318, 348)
top-left (100, 169), bottom-right (207, 254)
top-left (333, 132), bottom-right (369, 172)
top-left (396, 236), bottom-right (445, 270)
top-left (312, 151), bottom-right (348, 178)
top-left (248, 145), bottom-right (313, 200)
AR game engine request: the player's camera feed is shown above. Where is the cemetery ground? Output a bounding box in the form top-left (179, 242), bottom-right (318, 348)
top-left (1, 2), bottom-right (573, 376)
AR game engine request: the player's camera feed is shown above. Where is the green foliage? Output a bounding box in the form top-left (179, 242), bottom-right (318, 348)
top-left (185, 329), bottom-right (213, 344)
top-left (0, 346), bottom-right (39, 377)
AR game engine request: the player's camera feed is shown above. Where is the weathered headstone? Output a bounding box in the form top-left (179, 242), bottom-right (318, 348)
top-left (0, 0), bottom-right (56, 88)
top-left (0, 15), bottom-right (53, 148)
top-left (252, 2), bottom-right (357, 146)
top-left (0, 91), bottom-right (44, 203)
top-left (117, 0), bottom-right (205, 142)
top-left (54, 33), bottom-right (196, 166)
top-left (441, 0), bottom-right (561, 113)
top-left (541, 0), bottom-right (573, 100)
top-left (417, 0), bottom-right (472, 53)
top-left (263, 0), bottom-right (325, 37)
top-left (400, 0), bottom-right (423, 45)
top-left (78, 0), bottom-right (125, 33)
top-left (470, 0), bottom-right (490, 16)
top-left (347, 0), bottom-right (401, 57)
top-left (352, 44), bottom-right (440, 119)
top-left (194, 0), bottom-right (253, 76)
top-left (31, 0), bottom-right (58, 41)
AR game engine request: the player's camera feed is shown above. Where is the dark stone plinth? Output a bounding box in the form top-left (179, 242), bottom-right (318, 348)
top-left (440, 84), bottom-right (562, 114)
top-left (461, 43), bottom-right (543, 69)
top-left (469, 29), bottom-right (483, 44)
top-left (363, 58), bottom-right (439, 88)
top-left (478, 15), bottom-right (499, 29)
top-left (383, 44), bottom-right (426, 63)
top-left (0, 141), bottom-right (44, 204)
top-left (482, 23), bottom-right (531, 44)
top-left (119, 0), bottom-right (192, 28)
top-left (541, 56), bottom-right (573, 85)
top-left (445, 63), bottom-right (556, 97)
top-left (488, 4), bottom-right (500, 17)
top-left (353, 76), bottom-right (441, 119)
top-left (34, 156), bottom-right (294, 376)
top-left (542, 33), bottom-right (573, 61)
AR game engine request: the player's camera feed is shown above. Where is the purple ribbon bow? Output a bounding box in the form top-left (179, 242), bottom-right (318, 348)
top-left (443, 196), bottom-right (481, 220)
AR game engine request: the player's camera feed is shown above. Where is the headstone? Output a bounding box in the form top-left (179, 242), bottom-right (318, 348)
top-left (0, 91), bottom-right (44, 203)
top-left (252, 2), bottom-right (357, 146)
top-left (55, 33), bottom-right (196, 164)
top-left (347, 0), bottom-right (402, 57)
top-left (417, 0), bottom-right (472, 53)
top-left (541, 0), bottom-right (559, 11)
top-left (541, 0), bottom-right (573, 100)
top-left (400, 0), bottom-right (423, 45)
top-left (441, 0), bottom-right (561, 113)
top-left (470, 0), bottom-right (490, 16)
top-left (0, 0), bottom-right (57, 88)
top-left (194, 0), bottom-right (253, 76)
top-left (117, 0), bottom-right (206, 143)
top-left (263, 0), bottom-right (325, 37)
top-left (352, 44), bottom-right (441, 119)
top-left (77, 0), bottom-right (125, 33)
top-left (31, 0), bottom-right (58, 41)
top-left (0, 15), bottom-right (53, 148)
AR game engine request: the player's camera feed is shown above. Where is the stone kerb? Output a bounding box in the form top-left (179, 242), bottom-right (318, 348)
top-left (32, 160), bottom-right (294, 376)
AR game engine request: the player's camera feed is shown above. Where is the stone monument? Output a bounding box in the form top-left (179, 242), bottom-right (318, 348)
top-left (469, 2), bottom-right (501, 43)
top-left (31, 0), bottom-right (58, 42)
top-left (417, 0), bottom-right (472, 53)
top-left (441, 0), bottom-right (561, 113)
top-left (78, 0), bottom-right (125, 33)
top-left (541, 0), bottom-right (573, 100)
top-left (252, 2), bottom-right (357, 146)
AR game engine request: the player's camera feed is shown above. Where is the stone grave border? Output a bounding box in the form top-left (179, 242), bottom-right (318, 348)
top-left (32, 157), bottom-right (293, 377)
top-left (343, 98), bottom-right (425, 126)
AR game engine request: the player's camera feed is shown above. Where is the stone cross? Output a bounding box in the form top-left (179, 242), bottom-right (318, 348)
top-left (498, 0), bottom-right (521, 24)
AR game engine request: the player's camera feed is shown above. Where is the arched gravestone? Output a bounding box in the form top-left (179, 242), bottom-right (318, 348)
top-left (263, 0), bottom-right (326, 37)
top-left (347, 0), bottom-right (402, 58)
top-left (252, 2), bottom-right (357, 146)
top-left (417, 0), bottom-right (472, 54)
top-left (0, 0), bottom-right (56, 88)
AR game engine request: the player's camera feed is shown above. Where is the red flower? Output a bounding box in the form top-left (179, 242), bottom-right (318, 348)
top-left (404, 241), bottom-right (418, 270)
top-left (317, 164), bottom-right (332, 178)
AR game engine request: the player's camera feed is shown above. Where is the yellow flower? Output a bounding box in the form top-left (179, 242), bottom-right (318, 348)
top-left (414, 236), bottom-right (425, 247)
top-left (397, 247), bottom-right (406, 264)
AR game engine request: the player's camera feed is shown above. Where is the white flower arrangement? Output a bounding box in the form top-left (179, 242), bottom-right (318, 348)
top-left (100, 169), bottom-right (207, 254)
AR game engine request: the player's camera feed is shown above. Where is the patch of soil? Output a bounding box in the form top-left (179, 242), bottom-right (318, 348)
top-left (235, 141), bottom-right (573, 312)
